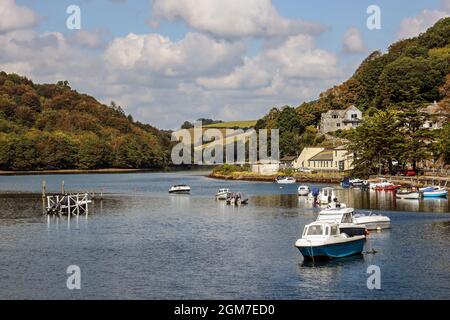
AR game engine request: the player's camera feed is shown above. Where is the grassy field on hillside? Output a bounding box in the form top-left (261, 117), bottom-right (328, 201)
top-left (203, 120), bottom-right (257, 128)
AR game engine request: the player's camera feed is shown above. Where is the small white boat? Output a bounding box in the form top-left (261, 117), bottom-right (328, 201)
top-left (317, 202), bottom-right (366, 237)
top-left (370, 178), bottom-right (399, 191)
top-left (353, 211), bottom-right (391, 230)
top-left (319, 187), bottom-right (336, 205)
top-left (421, 186), bottom-right (448, 198)
top-left (298, 185), bottom-right (310, 196)
top-left (276, 177), bottom-right (296, 184)
top-left (350, 179), bottom-right (364, 187)
top-left (169, 185), bottom-right (191, 194)
top-left (318, 202), bottom-right (390, 231)
top-left (295, 221), bottom-right (365, 261)
top-left (396, 190), bottom-right (421, 200)
top-left (215, 188), bottom-right (231, 200)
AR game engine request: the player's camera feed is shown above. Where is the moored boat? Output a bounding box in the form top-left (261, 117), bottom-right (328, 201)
top-left (226, 192), bottom-right (249, 205)
top-left (370, 178), bottom-right (400, 191)
top-left (215, 188), bottom-right (231, 200)
top-left (341, 177), bottom-right (350, 188)
top-left (276, 176), bottom-right (296, 184)
top-left (318, 187), bottom-right (336, 205)
top-left (396, 190), bottom-right (421, 200)
top-left (317, 202), bottom-right (366, 237)
top-left (353, 211), bottom-right (391, 230)
top-left (169, 185), bottom-right (191, 194)
top-left (295, 221), bottom-right (365, 261)
top-left (421, 186), bottom-right (448, 198)
top-left (350, 179), bottom-right (365, 187)
top-left (298, 185), bottom-right (310, 196)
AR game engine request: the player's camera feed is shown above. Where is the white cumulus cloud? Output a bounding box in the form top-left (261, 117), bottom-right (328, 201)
top-left (104, 32), bottom-right (246, 77)
top-left (150, 0), bottom-right (325, 38)
top-left (342, 27), bottom-right (366, 53)
top-left (397, 1), bottom-right (450, 39)
top-left (0, 0), bottom-right (39, 33)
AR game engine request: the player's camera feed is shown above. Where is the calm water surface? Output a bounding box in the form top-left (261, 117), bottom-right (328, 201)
top-left (0, 171), bottom-right (449, 299)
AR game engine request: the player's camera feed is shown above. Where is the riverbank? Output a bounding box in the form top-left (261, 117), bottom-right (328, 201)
top-left (208, 171), bottom-right (344, 183)
top-left (0, 166), bottom-right (212, 176)
top-left (0, 168), bottom-right (156, 176)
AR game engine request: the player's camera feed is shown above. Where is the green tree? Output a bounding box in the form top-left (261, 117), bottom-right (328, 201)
top-left (348, 110), bottom-right (404, 176)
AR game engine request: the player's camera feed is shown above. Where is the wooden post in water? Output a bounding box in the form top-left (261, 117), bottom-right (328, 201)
top-left (42, 180), bottom-right (46, 214)
top-left (61, 180), bottom-right (65, 195)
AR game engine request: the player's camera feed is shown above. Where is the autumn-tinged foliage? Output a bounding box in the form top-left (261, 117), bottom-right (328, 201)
top-left (0, 72), bottom-right (170, 170)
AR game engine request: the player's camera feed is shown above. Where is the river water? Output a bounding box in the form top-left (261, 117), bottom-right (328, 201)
top-left (0, 171), bottom-right (449, 299)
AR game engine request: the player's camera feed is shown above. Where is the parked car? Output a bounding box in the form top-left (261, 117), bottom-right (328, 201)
top-left (396, 169), bottom-right (417, 176)
top-left (298, 167), bottom-right (312, 173)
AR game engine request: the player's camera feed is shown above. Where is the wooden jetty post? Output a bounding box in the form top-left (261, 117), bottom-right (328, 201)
top-left (42, 180), bottom-right (46, 214)
top-left (61, 180), bottom-right (65, 195)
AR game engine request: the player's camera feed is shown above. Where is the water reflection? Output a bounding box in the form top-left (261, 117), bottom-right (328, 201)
top-left (169, 194), bottom-right (191, 210)
top-left (299, 254), bottom-right (365, 269)
top-left (252, 194), bottom-right (303, 208)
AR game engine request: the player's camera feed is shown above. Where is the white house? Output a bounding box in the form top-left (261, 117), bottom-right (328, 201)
top-left (251, 160), bottom-right (280, 175)
top-left (319, 106), bottom-right (363, 133)
top-left (294, 146), bottom-right (354, 172)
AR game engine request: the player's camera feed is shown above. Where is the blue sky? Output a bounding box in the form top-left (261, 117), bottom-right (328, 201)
top-left (3, 0), bottom-right (449, 128)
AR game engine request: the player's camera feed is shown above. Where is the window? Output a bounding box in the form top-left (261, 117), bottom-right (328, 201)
top-left (332, 115), bottom-right (338, 119)
top-left (330, 226), bottom-right (339, 235)
top-left (351, 113), bottom-right (358, 119)
top-left (337, 123), bottom-right (341, 127)
top-left (342, 213), bottom-right (353, 223)
top-left (307, 225), bottom-right (323, 236)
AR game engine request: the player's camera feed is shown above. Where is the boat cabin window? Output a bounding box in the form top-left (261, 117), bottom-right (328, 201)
top-left (330, 225), bottom-right (339, 235)
top-left (306, 225), bottom-right (324, 236)
top-left (341, 212), bottom-right (353, 223)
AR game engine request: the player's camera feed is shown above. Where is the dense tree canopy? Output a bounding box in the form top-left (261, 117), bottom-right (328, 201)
top-left (0, 72), bottom-right (170, 170)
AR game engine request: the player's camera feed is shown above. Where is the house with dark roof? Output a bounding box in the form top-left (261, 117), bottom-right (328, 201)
top-left (294, 146), bottom-right (354, 172)
top-left (280, 156), bottom-right (297, 169)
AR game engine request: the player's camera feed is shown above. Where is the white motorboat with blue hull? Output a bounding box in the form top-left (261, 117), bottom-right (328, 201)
top-left (295, 222), bottom-right (365, 261)
top-left (298, 238), bottom-right (365, 260)
top-left (420, 187), bottom-right (448, 198)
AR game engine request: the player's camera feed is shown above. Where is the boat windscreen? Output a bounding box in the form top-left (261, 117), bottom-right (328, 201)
top-left (306, 225), bottom-right (323, 236)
